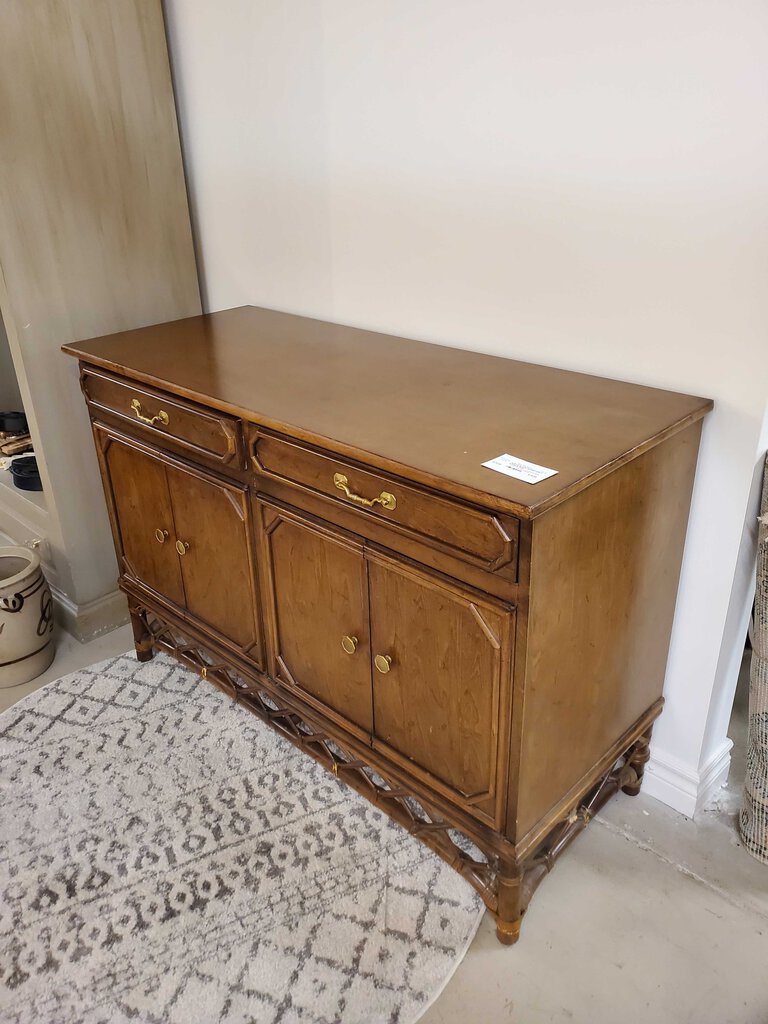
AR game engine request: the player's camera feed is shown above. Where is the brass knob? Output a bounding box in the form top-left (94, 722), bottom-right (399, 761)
top-left (175, 539), bottom-right (190, 556)
top-left (154, 528), bottom-right (168, 544)
top-left (341, 635), bottom-right (358, 655)
top-left (374, 654), bottom-right (392, 674)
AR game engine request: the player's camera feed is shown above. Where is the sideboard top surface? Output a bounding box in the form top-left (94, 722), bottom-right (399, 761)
top-left (64, 305), bottom-right (712, 518)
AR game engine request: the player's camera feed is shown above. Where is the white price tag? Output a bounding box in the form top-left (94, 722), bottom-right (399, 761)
top-left (481, 453), bottom-right (558, 485)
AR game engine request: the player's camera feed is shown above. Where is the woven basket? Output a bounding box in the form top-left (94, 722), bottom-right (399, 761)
top-left (740, 454), bottom-right (768, 863)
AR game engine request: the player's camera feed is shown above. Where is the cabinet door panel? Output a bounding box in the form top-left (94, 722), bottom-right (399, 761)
top-left (260, 502), bottom-right (372, 735)
top-left (104, 438), bottom-right (184, 607)
top-left (369, 553), bottom-right (513, 818)
top-left (167, 466), bottom-right (260, 660)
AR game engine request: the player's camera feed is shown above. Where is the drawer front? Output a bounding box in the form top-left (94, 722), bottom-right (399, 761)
top-left (251, 430), bottom-right (518, 574)
top-left (82, 369), bottom-right (241, 466)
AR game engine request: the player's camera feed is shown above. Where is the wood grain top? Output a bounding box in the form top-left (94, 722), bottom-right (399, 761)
top-left (63, 305), bottom-right (712, 518)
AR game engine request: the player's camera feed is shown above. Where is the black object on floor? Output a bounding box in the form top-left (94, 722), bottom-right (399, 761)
top-left (0, 410), bottom-right (28, 434)
top-left (10, 456), bottom-right (42, 491)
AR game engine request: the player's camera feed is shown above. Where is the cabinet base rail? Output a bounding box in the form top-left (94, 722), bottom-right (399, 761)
top-left (130, 599), bottom-right (651, 946)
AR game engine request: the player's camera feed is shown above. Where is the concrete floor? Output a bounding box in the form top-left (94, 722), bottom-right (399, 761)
top-left (2, 633), bottom-right (766, 1024)
top-left (424, 651), bottom-right (768, 1024)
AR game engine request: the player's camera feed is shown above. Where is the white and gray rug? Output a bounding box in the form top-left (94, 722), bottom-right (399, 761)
top-left (0, 653), bottom-right (483, 1024)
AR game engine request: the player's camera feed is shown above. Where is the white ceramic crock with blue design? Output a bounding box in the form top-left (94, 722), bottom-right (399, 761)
top-left (0, 546), bottom-right (55, 687)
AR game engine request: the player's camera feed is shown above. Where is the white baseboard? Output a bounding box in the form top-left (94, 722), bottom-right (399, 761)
top-left (695, 738), bottom-right (734, 811)
top-left (52, 585), bottom-right (129, 642)
top-left (643, 739), bottom-right (733, 818)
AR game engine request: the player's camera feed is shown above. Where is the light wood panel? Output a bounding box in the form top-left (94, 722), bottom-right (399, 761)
top-left (0, 0), bottom-right (199, 614)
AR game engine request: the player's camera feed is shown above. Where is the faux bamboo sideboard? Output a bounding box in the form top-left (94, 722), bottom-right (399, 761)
top-left (64, 306), bottom-right (712, 944)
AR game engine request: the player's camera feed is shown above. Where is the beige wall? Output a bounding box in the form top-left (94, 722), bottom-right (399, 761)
top-left (164, 0), bottom-right (768, 813)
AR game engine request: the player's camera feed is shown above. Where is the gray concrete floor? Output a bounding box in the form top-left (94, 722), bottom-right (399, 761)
top-left (424, 650), bottom-right (768, 1024)
top-left (2, 634), bottom-right (766, 1023)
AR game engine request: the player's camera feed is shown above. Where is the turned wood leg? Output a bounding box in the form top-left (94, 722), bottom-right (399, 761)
top-left (495, 861), bottom-right (523, 945)
top-left (621, 730), bottom-right (652, 796)
top-left (130, 604), bottom-right (154, 663)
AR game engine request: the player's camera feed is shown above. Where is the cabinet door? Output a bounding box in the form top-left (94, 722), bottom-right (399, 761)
top-left (259, 502), bottom-right (372, 736)
top-left (368, 552), bottom-right (513, 822)
top-left (167, 465), bottom-right (261, 661)
top-left (103, 437), bottom-right (185, 607)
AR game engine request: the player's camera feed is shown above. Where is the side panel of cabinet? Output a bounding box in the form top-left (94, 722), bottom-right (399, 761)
top-left (514, 423), bottom-right (702, 845)
top-left (168, 466), bottom-right (262, 665)
top-left (257, 500), bottom-right (373, 739)
top-left (97, 429), bottom-right (185, 608)
top-left (368, 550), bottom-right (514, 827)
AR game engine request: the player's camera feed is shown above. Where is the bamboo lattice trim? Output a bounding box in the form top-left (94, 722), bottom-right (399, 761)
top-left (134, 603), bottom-right (650, 919)
top-left (138, 606), bottom-right (499, 906)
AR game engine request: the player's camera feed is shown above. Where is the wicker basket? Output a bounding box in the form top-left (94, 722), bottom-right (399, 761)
top-left (740, 455), bottom-right (768, 863)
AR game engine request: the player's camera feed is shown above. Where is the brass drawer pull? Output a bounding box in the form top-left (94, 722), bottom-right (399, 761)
top-left (333, 473), bottom-right (396, 511)
top-left (374, 654), bottom-right (392, 674)
top-left (131, 397), bottom-right (170, 427)
top-left (341, 635), bottom-right (358, 655)
top-left (175, 539), bottom-right (190, 556)
top-left (154, 528), bottom-right (169, 544)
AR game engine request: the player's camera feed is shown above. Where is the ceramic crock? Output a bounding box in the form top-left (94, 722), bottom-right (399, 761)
top-left (0, 546), bottom-right (55, 688)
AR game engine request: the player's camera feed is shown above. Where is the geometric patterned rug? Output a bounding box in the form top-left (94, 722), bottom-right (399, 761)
top-left (0, 653), bottom-right (483, 1023)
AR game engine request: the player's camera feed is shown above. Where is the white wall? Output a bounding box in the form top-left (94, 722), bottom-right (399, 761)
top-left (164, 0), bottom-right (768, 815)
top-left (702, 405), bottom-right (768, 782)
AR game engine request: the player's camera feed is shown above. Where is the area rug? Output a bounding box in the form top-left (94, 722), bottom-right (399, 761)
top-left (0, 653), bottom-right (483, 1023)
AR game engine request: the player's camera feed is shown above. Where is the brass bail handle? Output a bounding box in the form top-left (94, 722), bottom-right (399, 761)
top-left (333, 473), bottom-right (396, 511)
top-left (131, 397), bottom-right (169, 427)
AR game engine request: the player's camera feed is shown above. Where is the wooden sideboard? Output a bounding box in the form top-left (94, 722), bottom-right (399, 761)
top-left (64, 306), bottom-right (712, 944)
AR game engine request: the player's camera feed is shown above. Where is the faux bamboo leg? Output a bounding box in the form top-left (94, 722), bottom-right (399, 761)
top-left (621, 730), bottom-right (652, 796)
top-left (495, 860), bottom-right (523, 945)
top-left (130, 602), bottom-right (154, 663)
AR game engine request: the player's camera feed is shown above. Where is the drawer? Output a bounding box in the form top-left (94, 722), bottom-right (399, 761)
top-left (82, 369), bottom-right (242, 467)
top-left (251, 430), bottom-right (518, 575)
